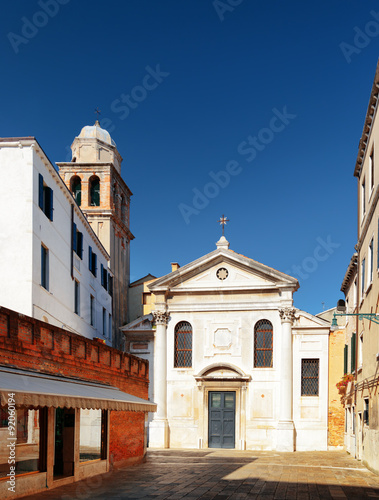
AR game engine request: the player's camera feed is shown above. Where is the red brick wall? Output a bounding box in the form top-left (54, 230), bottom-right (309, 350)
top-left (0, 307), bottom-right (149, 399)
top-left (109, 411), bottom-right (146, 467)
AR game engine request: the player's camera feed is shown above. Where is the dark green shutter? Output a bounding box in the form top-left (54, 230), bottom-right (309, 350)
top-left (344, 344), bottom-right (348, 375)
top-left (48, 187), bottom-right (53, 221)
top-left (77, 232), bottom-right (83, 259)
top-left (351, 333), bottom-right (356, 373)
top-left (38, 174), bottom-right (44, 210)
top-left (93, 253), bottom-right (97, 277)
top-left (89, 246), bottom-right (92, 272)
top-left (72, 223), bottom-right (77, 253)
top-left (108, 274), bottom-right (113, 296)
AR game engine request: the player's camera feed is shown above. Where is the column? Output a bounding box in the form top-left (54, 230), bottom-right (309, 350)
top-left (277, 307), bottom-right (295, 452)
top-left (149, 310), bottom-right (170, 448)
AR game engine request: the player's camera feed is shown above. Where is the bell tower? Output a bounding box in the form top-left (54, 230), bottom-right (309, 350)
top-left (57, 121), bottom-right (134, 349)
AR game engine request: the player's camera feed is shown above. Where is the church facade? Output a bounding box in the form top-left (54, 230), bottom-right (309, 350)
top-left (123, 236), bottom-right (330, 451)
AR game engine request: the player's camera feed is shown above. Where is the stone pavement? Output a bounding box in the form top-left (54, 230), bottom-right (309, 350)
top-left (22, 449), bottom-right (379, 500)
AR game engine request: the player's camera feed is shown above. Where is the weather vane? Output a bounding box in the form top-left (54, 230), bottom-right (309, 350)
top-left (218, 214), bottom-right (229, 236)
top-left (94, 107), bottom-right (101, 119)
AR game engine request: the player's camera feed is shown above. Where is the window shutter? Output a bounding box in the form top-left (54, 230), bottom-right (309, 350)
top-left (101, 264), bottom-right (104, 286)
top-left (344, 345), bottom-right (348, 375)
top-left (104, 269), bottom-right (108, 290)
top-left (72, 223), bottom-right (77, 253)
top-left (108, 274), bottom-right (113, 296)
top-left (93, 253), bottom-right (97, 277)
top-left (38, 174), bottom-right (44, 210)
top-left (78, 232), bottom-right (83, 259)
top-left (89, 246), bottom-right (93, 272)
top-left (48, 187), bottom-right (53, 221)
top-left (351, 333), bottom-right (356, 372)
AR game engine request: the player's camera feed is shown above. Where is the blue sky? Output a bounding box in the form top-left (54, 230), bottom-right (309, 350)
top-left (1, 1), bottom-right (379, 314)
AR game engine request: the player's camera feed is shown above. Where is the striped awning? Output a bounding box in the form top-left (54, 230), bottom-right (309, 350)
top-left (0, 366), bottom-right (156, 413)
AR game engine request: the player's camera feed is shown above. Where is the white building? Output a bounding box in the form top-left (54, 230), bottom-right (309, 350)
top-left (0, 137), bottom-right (113, 343)
top-left (123, 236), bottom-right (330, 451)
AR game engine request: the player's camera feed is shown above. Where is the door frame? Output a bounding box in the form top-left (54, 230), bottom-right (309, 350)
top-left (197, 380), bottom-right (248, 450)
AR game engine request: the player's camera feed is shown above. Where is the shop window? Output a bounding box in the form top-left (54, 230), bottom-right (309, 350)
top-left (0, 407), bottom-right (47, 478)
top-left (79, 409), bottom-right (104, 462)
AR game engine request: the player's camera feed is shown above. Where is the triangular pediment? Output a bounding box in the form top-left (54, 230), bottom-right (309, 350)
top-left (294, 310), bottom-right (330, 328)
top-left (149, 248), bottom-right (298, 293)
top-left (120, 314), bottom-right (153, 332)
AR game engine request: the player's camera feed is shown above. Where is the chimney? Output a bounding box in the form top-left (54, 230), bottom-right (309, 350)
top-left (171, 262), bottom-right (180, 272)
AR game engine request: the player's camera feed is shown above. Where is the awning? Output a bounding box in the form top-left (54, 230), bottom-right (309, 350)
top-left (0, 367), bottom-right (156, 413)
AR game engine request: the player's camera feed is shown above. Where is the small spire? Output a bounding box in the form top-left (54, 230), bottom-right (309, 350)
top-left (94, 120), bottom-right (100, 127)
top-left (216, 236), bottom-right (229, 250)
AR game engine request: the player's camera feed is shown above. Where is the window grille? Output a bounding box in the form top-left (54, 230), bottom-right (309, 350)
top-left (174, 321), bottom-right (192, 368)
top-left (301, 359), bottom-right (319, 396)
top-left (254, 319), bottom-right (273, 367)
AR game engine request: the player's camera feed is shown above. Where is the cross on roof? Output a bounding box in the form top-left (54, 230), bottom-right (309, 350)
top-left (218, 215), bottom-right (229, 236)
top-left (94, 107), bottom-right (101, 118)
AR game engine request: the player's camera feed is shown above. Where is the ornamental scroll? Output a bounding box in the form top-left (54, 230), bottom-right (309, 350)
top-left (152, 311), bottom-right (170, 326)
top-left (279, 307), bottom-right (296, 324)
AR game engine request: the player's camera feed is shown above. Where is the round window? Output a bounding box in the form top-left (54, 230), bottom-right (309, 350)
top-left (216, 267), bottom-right (228, 281)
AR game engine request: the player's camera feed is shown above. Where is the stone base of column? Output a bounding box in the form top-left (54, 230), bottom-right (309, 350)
top-left (149, 419), bottom-right (169, 448)
top-left (276, 420), bottom-right (295, 452)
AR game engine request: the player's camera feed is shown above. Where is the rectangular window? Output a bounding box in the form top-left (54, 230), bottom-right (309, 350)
top-left (361, 258), bottom-right (365, 296)
top-left (301, 359), bottom-right (319, 396)
top-left (90, 295), bottom-right (95, 326)
top-left (89, 246), bottom-right (97, 277)
top-left (38, 173), bottom-right (53, 221)
top-left (364, 398), bottom-right (369, 426)
top-left (74, 280), bottom-right (80, 315)
top-left (41, 244), bottom-right (49, 290)
top-left (370, 148), bottom-right (374, 192)
top-left (108, 314), bottom-right (112, 340)
top-left (361, 179), bottom-right (366, 220)
top-left (369, 238), bottom-right (374, 284)
top-left (351, 332), bottom-right (356, 373)
top-left (102, 308), bottom-right (106, 336)
top-left (72, 223), bottom-right (83, 259)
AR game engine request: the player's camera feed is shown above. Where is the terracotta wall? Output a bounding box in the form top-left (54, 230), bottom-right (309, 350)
top-left (328, 328), bottom-right (345, 447)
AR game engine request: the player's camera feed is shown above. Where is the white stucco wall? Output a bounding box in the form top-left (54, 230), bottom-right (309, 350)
top-left (0, 139), bottom-right (112, 343)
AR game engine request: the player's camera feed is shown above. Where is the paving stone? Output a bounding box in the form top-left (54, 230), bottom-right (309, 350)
top-left (20, 450), bottom-right (379, 500)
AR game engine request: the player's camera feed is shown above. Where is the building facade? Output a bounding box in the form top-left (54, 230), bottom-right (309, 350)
top-left (340, 60), bottom-right (379, 474)
top-left (0, 137), bottom-right (112, 343)
top-left (57, 122), bottom-right (134, 349)
top-left (123, 237), bottom-right (331, 451)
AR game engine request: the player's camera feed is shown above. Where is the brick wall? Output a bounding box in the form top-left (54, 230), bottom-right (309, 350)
top-left (328, 329), bottom-right (345, 447)
top-left (109, 411), bottom-right (145, 467)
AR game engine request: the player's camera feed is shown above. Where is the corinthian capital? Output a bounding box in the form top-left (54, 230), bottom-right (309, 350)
top-left (279, 307), bottom-right (296, 324)
top-left (152, 310), bottom-right (170, 326)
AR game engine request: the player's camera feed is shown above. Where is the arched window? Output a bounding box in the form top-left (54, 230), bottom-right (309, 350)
top-left (70, 176), bottom-right (81, 206)
top-left (174, 321), bottom-right (192, 368)
top-left (89, 176), bottom-right (100, 206)
top-left (254, 319), bottom-right (273, 368)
